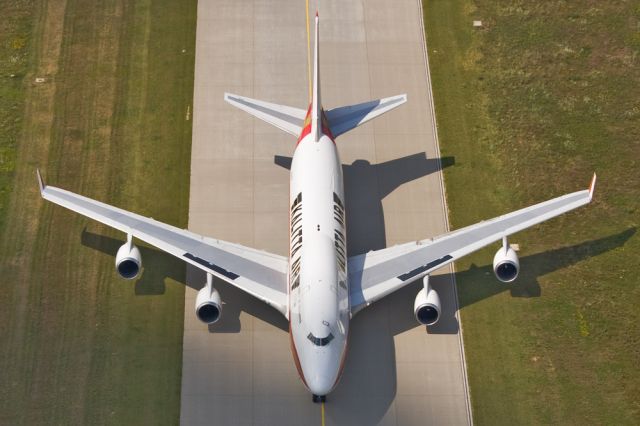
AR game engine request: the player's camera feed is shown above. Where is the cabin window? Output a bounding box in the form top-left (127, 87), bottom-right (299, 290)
top-left (291, 276), bottom-right (300, 290)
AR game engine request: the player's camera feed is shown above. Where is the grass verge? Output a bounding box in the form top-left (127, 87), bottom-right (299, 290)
top-left (0, 1), bottom-right (34, 231)
top-left (0, 0), bottom-right (196, 424)
top-left (424, 0), bottom-right (639, 424)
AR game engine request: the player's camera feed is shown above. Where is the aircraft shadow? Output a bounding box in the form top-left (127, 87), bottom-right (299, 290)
top-left (275, 152), bottom-right (456, 255)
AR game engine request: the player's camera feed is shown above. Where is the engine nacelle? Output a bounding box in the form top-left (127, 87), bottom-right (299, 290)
top-left (115, 242), bottom-right (142, 280)
top-left (414, 280), bottom-right (441, 326)
top-left (195, 285), bottom-right (222, 324)
top-left (493, 246), bottom-right (520, 283)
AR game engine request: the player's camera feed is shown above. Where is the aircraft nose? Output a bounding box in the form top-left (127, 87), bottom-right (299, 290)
top-left (307, 373), bottom-right (335, 397)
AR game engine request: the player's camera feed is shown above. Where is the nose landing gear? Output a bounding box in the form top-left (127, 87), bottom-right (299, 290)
top-left (312, 394), bottom-right (326, 403)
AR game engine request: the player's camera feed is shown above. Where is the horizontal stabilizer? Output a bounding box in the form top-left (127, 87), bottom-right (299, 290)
top-left (325, 94), bottom-right (407, 138)
top-left (224, 93), bottom-right (307, 137)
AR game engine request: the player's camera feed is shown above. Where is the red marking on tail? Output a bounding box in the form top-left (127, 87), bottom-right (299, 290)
top-left (297, 104), bottom-right (313, 144)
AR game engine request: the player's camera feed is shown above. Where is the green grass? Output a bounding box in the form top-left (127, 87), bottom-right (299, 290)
top-left (424, 0), bottom-right (640, 424)
top-left (0, 0), bottom-right (195, 424)
top-left (0, 1), bottom-right (33, 231)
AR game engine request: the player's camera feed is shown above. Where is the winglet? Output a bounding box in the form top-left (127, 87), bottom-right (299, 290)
top-left (588, 173), bottom-right (597, 200)
top-left (36, 169), bottom-right (45, 194)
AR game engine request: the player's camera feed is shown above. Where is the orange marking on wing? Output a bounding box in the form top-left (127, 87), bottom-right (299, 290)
top-left (332, 331), bottom-right (350, 390)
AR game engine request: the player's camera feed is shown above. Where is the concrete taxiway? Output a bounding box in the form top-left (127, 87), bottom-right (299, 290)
top-left (181, 0), bottom-right (472, 424)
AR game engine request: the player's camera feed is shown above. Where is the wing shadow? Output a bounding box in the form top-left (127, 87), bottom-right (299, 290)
top-left (455, 227), bottom-right (636, 309)
top-left (383, 227), bottom-right (636, 337)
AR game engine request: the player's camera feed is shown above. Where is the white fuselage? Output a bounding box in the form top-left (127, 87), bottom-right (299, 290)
top-left (288, 131), bottom-right (349, 396)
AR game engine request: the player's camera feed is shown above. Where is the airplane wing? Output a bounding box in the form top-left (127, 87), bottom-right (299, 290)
top-left (325, 94), bottom-right (407, 138)
top-left (224, 92), bottom-right (307, 137)
top-left (348, 174), bottom-right (597, 315)
top-left (37, 170), bottom-right (289, 318)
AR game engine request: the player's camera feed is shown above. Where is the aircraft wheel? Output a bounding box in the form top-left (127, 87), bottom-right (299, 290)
top-left (312, 394), bottom-right (326, 403)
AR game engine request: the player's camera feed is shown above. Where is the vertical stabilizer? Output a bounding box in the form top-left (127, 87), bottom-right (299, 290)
top-left (311, 12), bottom-right (321, 141)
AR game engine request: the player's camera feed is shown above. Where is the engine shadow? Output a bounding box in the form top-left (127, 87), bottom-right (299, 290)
top-left (80, 228), bottom-right (185, 296)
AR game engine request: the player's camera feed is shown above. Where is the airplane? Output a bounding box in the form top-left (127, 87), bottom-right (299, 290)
top-left (37, 13), bottom-right (596, 403)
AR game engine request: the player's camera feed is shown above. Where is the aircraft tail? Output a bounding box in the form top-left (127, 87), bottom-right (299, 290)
top-left (225, 13), bottom-right (407, 141)
top-left (223, 12), bottom-right (323, 142)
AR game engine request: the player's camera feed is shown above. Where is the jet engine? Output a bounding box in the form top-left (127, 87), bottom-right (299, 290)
top-left (493, 239), bottom-right (520, 283)
top-left (115, 239), bottom-right (142, 280)
top-left (195, 274), bottom-right (222, 324)
top-left (414, 276), bottom-right (441, 326)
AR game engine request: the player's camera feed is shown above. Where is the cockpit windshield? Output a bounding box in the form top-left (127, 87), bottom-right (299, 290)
top-left (307, 332), bottom-right (334, 347)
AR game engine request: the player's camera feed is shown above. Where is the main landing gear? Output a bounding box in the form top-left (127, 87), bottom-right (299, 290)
top-left (312, 394), bottom-right (326, 403)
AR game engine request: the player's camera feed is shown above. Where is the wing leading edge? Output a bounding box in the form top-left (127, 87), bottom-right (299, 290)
top-left (348, 174), bottom-right (596, 315)
top-left (37, 170), bottom-right (289, 317)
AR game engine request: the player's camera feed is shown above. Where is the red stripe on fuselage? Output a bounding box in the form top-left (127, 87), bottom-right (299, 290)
top-left (289, 322), bottom-right (308, 388)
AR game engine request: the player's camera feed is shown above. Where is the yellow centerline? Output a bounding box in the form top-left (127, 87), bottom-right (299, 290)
top-left (321, 401), bottom-right (326, 426)
top-left (305, 0), bottom-right (312, 102)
